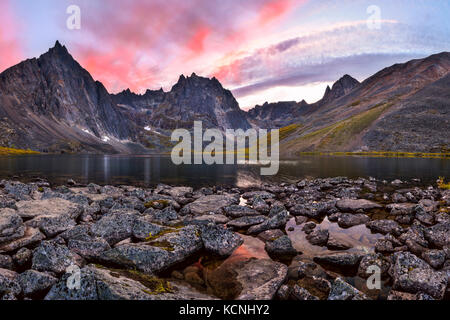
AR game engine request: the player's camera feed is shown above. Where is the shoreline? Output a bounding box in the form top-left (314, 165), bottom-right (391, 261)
top-left (0, 177), bottom-right (449, 300)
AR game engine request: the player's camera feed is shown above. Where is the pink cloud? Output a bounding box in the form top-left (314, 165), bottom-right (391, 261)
top-left (65, 0), bottom-right (306, 93)
top-left (0, 1), bottom-right (23, 72)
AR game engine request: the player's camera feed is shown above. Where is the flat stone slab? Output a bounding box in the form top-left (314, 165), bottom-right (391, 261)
top-left (181, 194), bottom-right (239, 215)
top-left (336, 199), bottom-right (382, 212)
top-left (0, 227), bottom-right (45, 253)
top-left (16, 198), bottom-right (83, 219)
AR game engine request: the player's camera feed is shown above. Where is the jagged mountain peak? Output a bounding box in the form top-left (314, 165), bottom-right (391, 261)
top-left (321, 74), bottom-right (360, 103)
top-left (172, 72), bottom-right (223, 91)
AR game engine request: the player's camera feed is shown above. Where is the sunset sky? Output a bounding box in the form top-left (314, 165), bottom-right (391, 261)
top-left (1, 0), bottom-right (449, 109)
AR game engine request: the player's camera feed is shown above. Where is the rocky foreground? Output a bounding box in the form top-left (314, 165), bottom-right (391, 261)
top-left (0, 177), bottom-right (449, 300)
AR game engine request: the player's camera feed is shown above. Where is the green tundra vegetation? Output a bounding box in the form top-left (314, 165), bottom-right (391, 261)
top-left (0, 147), bottom-right (40, 155)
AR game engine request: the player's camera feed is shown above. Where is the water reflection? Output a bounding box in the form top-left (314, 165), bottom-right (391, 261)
top-left (0, 154), bottom-right (448, 187)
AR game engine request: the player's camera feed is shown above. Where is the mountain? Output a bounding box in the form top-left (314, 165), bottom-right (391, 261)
top-left (0, 42), bottom-right (250, 153)
top-left (247, 100), bottom-right (308, 128)
top-left (114, 73), bottom-right (251, 131)
top-left (274, 52), bottom-right (450, 155)
top-left (246, 75), bottom-right (360, 128)
top-left (320, 74), bottom-right (360, 105)
top-left (0, 41), bottom-right (448, 155)
top-left (0, 41), bottom-right (139, 153)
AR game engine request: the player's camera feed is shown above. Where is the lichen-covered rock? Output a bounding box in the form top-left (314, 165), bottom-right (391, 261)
top-left (15, 198), bottom-right (83, 219)
top-left (18, 270), bottom-right (57, 297)
top-left (145, 206), bottom-right (179, 225)
top-left (0, 208), bottom-right (26, 244)
top-left (422, 250), bottom-right (446, 269)
top-left (242, 191), bottom-right (275, 200)
top-left (276, 285), bottom-right (291, 300)
top-left (314, 253), bottom-right (364, 271)
top-left (190, 214), bottom-right (230, 225)
top-left (0, 255), bottom-right (13, 270)
top-left (375, 239), bottom-right (395, 253)
top-left (389, 252), bottom-right (447, 299)
top-left (45, 265), bottom-right (216, 300)
top-left (387, 203), bottom-right (416, 215)
top-left (0, 227), bottom-right (45, 253)
top-left (247, 210), bottom-right (288, 234)
top-left (235, 259), bottom-right (288, 300)
top-left (337, 213), bottom-right (370, 228)
top-left (68, 238), bottom-right (111, 260)
top-left (132, 216), bottom-right (164, 241)
top-left (223, 205), bottom-right (260, 218)
top-left (201, 224), bottom-right (243, 257)
top-left (90, 209), bottom-right (137, 245)
top-left (252, 196), bottom-right (270, 214)
top-left (2, 181), bottom-right (35, 201)
top-left (227, 215), bottom-right (267, 229)
top-left (328, 278), bottom-right (369, 300)
top-left (357, 253), bottom-right (391, 278)
top-left (0, 268), bottom-right (21, 298)
top-left (366, 219), bottom-right (402, 235)
top-left (60, 225), bottom-right (92, 242)
top-left (32, 241), bottom-right (84, 274)
top-left (257, 229), bottom-right (285, 242)
top-left (291, 285), bottom-right (319, 300)
top-left (26, 214), bottom-right (76, 238)
top-left (12, 248), bottom-right (32, 269)
top-left (424, 222), bottom-right (450, 248)
top-left (290, 201), bottom-right (335, 218)
top-left (336, 199), bottom-right (381, 212)
top-left (326, 236), bottom-right (352, 250)
top-left (181, 194), bottom-right (239, 215)
top-left (265, 235), bottom-right (297, 258)
top-left (99, 226), bottom-right (203, 273)
top-left (306, 228), bottom-right (329, 246)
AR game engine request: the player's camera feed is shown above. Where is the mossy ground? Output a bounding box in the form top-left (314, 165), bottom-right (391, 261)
top-left (438, 177), bottom-right (450, 190)
top-left (106, 267), bottom-right (174, 295)
top-left (298, 151), bottom-right (450, 159)
top-left (145, 228), bottom-right (181, 241)
top-left (0, 147), bottom-right (40, 155)
top-left (144, 199), bottom-right (170, 209)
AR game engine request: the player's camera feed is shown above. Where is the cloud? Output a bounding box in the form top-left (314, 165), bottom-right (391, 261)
top-left (62, 0), bottom-right (306, 93)
top-left (213, 21), bottom-right (448, 104)
top-left (0, 1), bottom-right (23, 72)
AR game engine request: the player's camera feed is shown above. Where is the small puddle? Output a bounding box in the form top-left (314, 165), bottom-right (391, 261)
top-left (286, 217), bottom-right (383, 259)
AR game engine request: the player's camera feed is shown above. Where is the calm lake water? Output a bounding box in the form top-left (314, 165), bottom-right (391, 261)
top-left (0, 154), bottom-right (448, 187)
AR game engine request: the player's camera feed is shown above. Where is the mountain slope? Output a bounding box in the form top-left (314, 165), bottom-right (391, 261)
top-left (274, 52), bottom-right (450, 155)
top-left (0, 41), bottom-right (138, 153)
top-left (115, 73), bottom-right (251, 131)
top-left (0, 42), bottom-right (251, 153)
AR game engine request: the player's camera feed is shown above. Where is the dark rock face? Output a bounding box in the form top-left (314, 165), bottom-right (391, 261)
top-left (321, 75), bottom-right (360, 105)
top-left (141, 74), bottom-right (251, 131)
top-left (0, 42), bottom-right (137, 153)
top-left (0, 42), bottom-right (253, 153)
top-left (247, 100), bottom-right (308, 128)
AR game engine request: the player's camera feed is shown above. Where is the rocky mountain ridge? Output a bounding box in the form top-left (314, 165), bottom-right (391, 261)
top-left (0, 41), bottom-right (449, 154)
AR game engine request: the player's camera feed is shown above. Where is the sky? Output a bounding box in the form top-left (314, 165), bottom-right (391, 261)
top-left (1, 0), bottom-right (449, 110)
